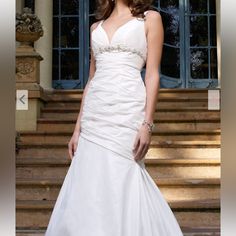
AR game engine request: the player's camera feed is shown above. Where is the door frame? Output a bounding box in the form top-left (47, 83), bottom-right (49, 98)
top-left (153, 0), bottom-right (218, 88)
top-left (52, 0), bottom-right (90, 89)
top-left (184, 0), bottom-right (218, 88)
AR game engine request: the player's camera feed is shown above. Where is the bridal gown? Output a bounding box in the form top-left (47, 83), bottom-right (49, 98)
top-left (45, 11), bottom-right (183, 236)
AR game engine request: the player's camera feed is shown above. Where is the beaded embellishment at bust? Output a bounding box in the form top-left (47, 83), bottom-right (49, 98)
top-left (94, 44), bottom-right (146, 62)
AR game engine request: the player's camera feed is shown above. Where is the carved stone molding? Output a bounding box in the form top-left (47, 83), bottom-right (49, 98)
top-left (16, 59), bottom-right (34, 75)
top-left (16, 54), bottom-right (43, 83)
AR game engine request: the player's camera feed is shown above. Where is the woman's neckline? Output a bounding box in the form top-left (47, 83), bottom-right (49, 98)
top-left (99, 17), bottom-right (138, 45)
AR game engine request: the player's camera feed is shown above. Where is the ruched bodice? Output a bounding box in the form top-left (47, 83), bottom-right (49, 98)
top-left (80, 15), bottom-right (149, 161)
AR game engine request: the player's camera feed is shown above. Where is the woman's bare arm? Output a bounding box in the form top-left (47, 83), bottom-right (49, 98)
top-left (133, 10), bottom-right (164, 161)
top-left (144, 10), bottom-right (164, 124)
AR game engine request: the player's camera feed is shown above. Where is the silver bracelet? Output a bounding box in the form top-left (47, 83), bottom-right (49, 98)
top-left (142, 119), bottom-right (155, 133)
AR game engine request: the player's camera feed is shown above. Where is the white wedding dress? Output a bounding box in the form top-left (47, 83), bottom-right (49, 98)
top-left (45, 11), bottom-right (183, 236)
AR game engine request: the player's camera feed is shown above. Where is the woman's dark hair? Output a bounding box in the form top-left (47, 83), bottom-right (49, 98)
top-left (95, 0), bottom-right (155, 20)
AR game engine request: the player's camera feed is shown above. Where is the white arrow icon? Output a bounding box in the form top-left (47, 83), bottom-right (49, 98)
top-left (19, 94), bottom-right (26, 104)
top-left (16, 90), bottom-right (28, 110)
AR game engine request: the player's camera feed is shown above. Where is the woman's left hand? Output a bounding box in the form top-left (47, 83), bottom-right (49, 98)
top-left (132, 124), bottom-right (152, 161)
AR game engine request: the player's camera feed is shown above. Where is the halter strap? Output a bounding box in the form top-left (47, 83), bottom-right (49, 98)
top-left (144, 10), bottom-right (150, 16)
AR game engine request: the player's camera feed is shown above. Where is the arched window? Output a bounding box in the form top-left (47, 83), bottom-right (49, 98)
top-left (53, 0), bottom-right (218, 89)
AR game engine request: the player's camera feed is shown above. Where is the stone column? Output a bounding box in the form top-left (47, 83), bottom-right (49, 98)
top-left (216, 0), bottom-right (221, 88)
top-left (34, 0), bottom-right (53, 90)
top-left (16, 0), bottom-right (24, 13)
top-left (16, 7), bottom-right (46, 131)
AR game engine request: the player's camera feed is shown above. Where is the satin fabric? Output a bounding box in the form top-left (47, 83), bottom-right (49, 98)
top-left (45, 11), bottom-right (183, 236)
top-left (80, 18), bottom-right (147, 161)
top-left (45, 135), bottom-right (183, 236)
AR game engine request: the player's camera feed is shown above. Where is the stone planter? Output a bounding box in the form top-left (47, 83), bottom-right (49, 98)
top-left (16, 7), bottom-right (43, 48)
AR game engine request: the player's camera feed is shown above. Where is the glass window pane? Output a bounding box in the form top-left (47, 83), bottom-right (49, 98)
top-left (89, 16), bottom-right (97, 54)
top-left (191, 49), bottom-right (209, 79)
top-left (53, 49), bottom-right (59, 80)
top-left (160, 0), bottom-right (179, 11)
top-left (209, 0), bottom-right (216, 14)
top-left (61, 50), bottom-right (79, 80)
top-left (53, 0), bottom-right (59, 15)
top-left (161, 46), bottom-right (180, 78)
top-left (61, 0), bottom-right (79, 15)
top-left (152, 0), bottom-right (160, 9)
top-left (189, 0), bottom-right (207, 14)
top-left (61, 17), bottom-right (79, 48)
top-left (89, 15), bottom-right (97, 28)
top-left (53, 17), bottom-right (59, 48)
top-left (162, 11), bottom-right (179, 46)
top-left (190, 16), bottom-right (208, 46)
top-left (210, 48), bottom-right (218, 78)
top-left (89, 0), bottom-right (96, 15)
top-left (210, 16), bottom-right (217, 46)
top-left (89, 0), bottom-right (97, 54)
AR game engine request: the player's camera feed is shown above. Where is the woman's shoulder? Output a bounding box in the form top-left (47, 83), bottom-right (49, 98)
top-left (144, 10), bottom-right (163, 36)
top-left (144, 10), bottom-right (162, 22)
top-left (90, 20), bottom-right (103, 32)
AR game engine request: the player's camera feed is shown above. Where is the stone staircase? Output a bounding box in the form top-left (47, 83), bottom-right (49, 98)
top-left (16, 89), bottom-right (221, 236)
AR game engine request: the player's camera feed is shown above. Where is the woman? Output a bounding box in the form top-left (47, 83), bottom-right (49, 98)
top-left (45, 0), bottom-right (183, 235)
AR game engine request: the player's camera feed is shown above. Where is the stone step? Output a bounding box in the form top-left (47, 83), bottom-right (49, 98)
top-left (38, 117), bottom-right (220, 124)
top-left (17, 198), bottom-right (220, 210)
top-left (16, 157), bottom-right (220, 179)
top-left (16, 176), bottom-right (221, 188)
top-left (44, 88), bottom-right (211, 99)
top-left (45, 95), bottom-right (210, 102)
top-left (16, 199), bottom-right (220, 210)
top-left (45, 101), bottom-right (210, 109)
top-left (42, 106), bottom-right (218, 112)
top-left (46, 88), bottom-right (211, 95)
top-left (18, 129), bottom-right (221, 145)
top-left (15, 226), bottom-right (221, 236)
top-left (16, 199), bottom-right (220, 228)
top-left (182, 227), bottom-right (220, 236)
top-left (147, 159), bottom-right (220, 179)
top-left (43, 89), bottom-right (217, 109)
top-left (17, 142), bottom-right (220, 159)
top-left (17, 140), bottom-right (220, 147)
top-left (16, 177), bottom-right (220, 202)
top-left (16, 229), bottom-right (45, 236)
top-left (18, 130), bottom-right (221, 144)
top-left (41, 109), bottom-right (220, 120)
top-left (36, 118), bottom-right (220, 132)
top-left (16, 157), bottom-right (221, 165)
top-left (147, 146), bottom-right (220, 159)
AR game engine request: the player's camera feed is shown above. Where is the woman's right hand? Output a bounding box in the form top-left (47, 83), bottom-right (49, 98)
top-left (68, 130), bottom-right (80, 160)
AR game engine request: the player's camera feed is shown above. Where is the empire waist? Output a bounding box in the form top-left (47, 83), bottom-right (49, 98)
top-left (95, 57), bottom-right (143, 73)
top-left (93, 65), bottom-right (144, 84)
